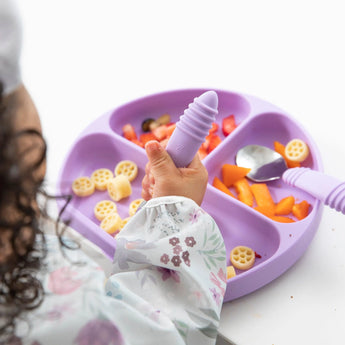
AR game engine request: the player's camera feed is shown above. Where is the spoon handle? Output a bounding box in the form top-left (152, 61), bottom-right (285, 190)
top-left (282, 167), bottom-right (345, 214)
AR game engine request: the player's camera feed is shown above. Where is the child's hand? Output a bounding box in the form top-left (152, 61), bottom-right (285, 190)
top-left (141, 140), bottom-right (208, 206)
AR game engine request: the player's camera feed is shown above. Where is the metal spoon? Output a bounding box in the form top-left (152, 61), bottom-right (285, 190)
top-left (236, 144), bottom-right (345, 214)
top-left (236, 145), bottom-right (288, 183)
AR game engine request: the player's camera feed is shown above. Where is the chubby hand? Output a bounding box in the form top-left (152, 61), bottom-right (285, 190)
top-left (141, 140), bottom-right (208, 206)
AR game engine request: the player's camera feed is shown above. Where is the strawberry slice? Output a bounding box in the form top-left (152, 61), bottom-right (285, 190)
top-left (222, 115), bottom-right (237, 137)
top-left (202, 133), bottom-right (212, 151)
top-left (208, 134), bottom-right (222, 153)
top-left (209, 122), bottom-right (219, 134)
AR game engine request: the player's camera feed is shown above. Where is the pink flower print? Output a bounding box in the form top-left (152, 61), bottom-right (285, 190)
top-left (48, 266), bottom-right (83, 295)
top-left (46, 309), bottom-right (64, 321)
top-left (210, 272), bottom-right (225, 297)
top-left (124, 239), bottom-right (155, 250)
top-left (173, 244), bottom-right (182, 255)
top-left (171, 255), bottom-right (182, 267)
top-left (210, 287), bottom-right (221, 306)
top-left (45, 302), bottom-right (73, 321)
top-left (169, 237), bottom-right (180, 246)
top-left (189, 208), bottom-right (202, 224)
top-left (74, 319), bottom-right (124, 345)
top-left (125, 240), bottom-right (141, 250)
top-left (160, 253), bottom-right (169, 264)
top-left (217, 268), bottom-right (227, 284)
top-left (114, 238), bottom-right (150, 270)
top-left (157, 267), bottom-right (180, 283)
top-left (185, 236), bottom-right (196, 247)
top-left (192, 290), bottom-right (203, 301)
top-left (182, 251), bottom-right (191, 266)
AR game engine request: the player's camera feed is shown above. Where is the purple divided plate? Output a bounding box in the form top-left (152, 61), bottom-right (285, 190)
top-left (56, 88), bottom-right (323, 302)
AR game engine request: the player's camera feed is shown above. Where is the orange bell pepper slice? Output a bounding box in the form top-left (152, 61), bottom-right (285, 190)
top-left (275, 196), bottom-right (295, 215)
top-left (221, 164), bottom-right (251, 187)
top-left (212, 177), bottom-right (236, 198)
top-left (254, 206), bottom-right (275, 217)
top-left (234, 178), bottom-right (253, 207)
top-left (250, 183), bottom-right (275, 215)
top-left (292, 200), bottom-right (310, 220)
top-left (269, 215), bottom-right (295, 223)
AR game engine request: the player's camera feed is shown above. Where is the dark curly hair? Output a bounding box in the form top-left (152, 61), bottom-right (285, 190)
top-left (0, 82), bottom-right (48, 343)
top-left (0, 81), bottom-right (74, 344)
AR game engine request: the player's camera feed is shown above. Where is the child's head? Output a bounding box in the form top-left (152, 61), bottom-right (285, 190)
top-left (0, 82), bottom-right (47, 342)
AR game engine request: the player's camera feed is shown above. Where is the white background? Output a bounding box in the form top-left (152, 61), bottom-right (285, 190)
top-left (18, 1), bottom-right (345, 344)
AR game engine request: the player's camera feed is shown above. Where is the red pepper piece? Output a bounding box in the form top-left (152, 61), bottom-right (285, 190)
top-left (222, 115), bottom-right (237, 137)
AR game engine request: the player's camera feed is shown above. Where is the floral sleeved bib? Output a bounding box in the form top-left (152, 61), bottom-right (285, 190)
top-left (18, 196), bottom-right (227, 345)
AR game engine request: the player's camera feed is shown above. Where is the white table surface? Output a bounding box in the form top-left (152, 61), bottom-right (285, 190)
top-left (18, 1), bottom-right (345, 344)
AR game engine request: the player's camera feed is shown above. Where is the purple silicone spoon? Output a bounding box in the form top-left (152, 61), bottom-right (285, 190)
top-left (236, 144), bottom-right (345, 214)
top-left (166, 90), bottom-right (218, 167)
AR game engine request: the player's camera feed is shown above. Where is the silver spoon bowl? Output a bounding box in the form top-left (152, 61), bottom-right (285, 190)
top-left (236, 145), bottom-right (288, 182)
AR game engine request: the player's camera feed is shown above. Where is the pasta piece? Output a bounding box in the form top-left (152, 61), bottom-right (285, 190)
top-left (91, 168), bottom-right (113, 191)
top-left (230, 245), bottom-right (255, 270)
top-left (114, 160), bottom-right (138, 182)
top-left (107, 175), bottom-right (132, 201)
top-left (94, 200), bottom-right (117, 221)
top-left (100, 212), bottom-right (122, 234)
top-left (72, 177), bottom-right (95, 197)
top-left (129, 198), bottom-right (145, 216)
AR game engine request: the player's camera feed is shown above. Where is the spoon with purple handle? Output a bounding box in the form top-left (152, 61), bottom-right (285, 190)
top-left (236, 144), bottom-right (345, 214)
